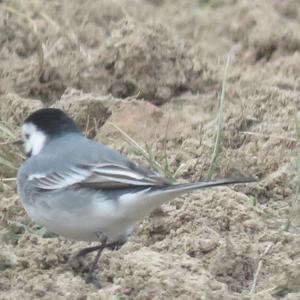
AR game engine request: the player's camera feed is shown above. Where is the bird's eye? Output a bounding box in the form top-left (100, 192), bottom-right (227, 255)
top-left (25, 134), bottom-right (30, 140)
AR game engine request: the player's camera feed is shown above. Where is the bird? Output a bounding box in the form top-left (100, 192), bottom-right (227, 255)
top-left (17, 108), bottom-right (254, 283)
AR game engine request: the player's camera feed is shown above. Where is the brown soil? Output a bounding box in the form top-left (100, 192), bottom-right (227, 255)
top-left (1, 0), bottom-right (300, 299)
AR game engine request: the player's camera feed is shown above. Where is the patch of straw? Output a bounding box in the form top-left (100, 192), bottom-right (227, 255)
top-left (0, 122), bottom-right (23, 180)
top-left (0, 4), bottom-right (45, 76)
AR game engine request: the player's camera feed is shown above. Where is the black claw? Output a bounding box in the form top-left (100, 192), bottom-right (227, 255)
top-left (83, 271), bottom-right (102, 288)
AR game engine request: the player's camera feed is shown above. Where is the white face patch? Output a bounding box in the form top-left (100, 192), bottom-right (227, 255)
top-left (21, 123), bottom-right (47, 157)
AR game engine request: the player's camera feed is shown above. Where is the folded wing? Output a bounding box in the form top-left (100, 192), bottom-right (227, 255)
top-left (29, 161), bottom-right (170, 190)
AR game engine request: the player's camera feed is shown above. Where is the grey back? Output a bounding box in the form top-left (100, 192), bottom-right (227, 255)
top-left (18, 133), bottom-right (129, 177)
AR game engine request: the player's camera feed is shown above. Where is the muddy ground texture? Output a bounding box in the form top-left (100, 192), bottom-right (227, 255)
top-left (1, 0), bottom-right (300, 299)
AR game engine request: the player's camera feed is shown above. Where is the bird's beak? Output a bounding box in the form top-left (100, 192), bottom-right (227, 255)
top-left (12, 140), bottom-right (23, 145)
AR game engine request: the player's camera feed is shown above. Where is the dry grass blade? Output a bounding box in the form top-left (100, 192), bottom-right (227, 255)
top-left (108, 122), bottom-right (172, 179)
top-left (250, 242), bottom-right (273, 294)
top-left (230, 130), bottom-right (297, 142)
top-left (160, 115), bottom-right (175, 181)
top-left (0, 177), bottom-right (16, 190)
top-left (108, 122), bottom-right (151, 158)
top-left (283, 115), bottom-right (300, 231)
top-left (0, 156), bottom-right (17, 170)
top-left (206, 53), bottom-right (231, 180)
top-left (0, 177), bottom-right (16, 182)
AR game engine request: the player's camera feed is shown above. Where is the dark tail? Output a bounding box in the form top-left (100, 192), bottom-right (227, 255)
top-left (123, 177), bottom-right (256, 220)
top-left (147, 177), bottom-right (256, 200)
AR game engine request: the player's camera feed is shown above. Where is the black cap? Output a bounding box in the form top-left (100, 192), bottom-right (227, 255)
top-left (25, 108), bottom-right (81, 137)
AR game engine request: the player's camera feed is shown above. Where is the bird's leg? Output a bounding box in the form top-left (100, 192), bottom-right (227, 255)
top-left (74, 244), bottom-right (104, 258)
top-left (69, 234), bottom-right (108, 285)
top-left (85, 236), bottom-right (108, 284)
top-left (84, 239), bottom-right (127, 284)
top-left (105, 239), bottom-right (127, 251)
top-left (74, 231), bottom-right (110, 259)
top-left (72, 235), bottom-right (127, 285)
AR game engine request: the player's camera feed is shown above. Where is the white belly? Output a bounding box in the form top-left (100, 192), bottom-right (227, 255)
top-left (21, 186), bottom-right (169, 242)
top-left (23, 199), bottom-right (133, 242)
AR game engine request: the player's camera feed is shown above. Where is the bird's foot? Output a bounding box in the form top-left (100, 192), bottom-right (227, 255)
top-left (83, 270), bottom-right (102, 288)
top-left (68, 238), bottom-right (125, 287)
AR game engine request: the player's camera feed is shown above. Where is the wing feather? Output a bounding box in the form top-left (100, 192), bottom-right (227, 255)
top-left (29, 162), bottom-right (170, 190)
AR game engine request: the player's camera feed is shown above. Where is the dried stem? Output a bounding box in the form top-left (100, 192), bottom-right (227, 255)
top-left (250, 243), bottom-right (273, 294)
top-left (206, 53), bottom-right (231, 180)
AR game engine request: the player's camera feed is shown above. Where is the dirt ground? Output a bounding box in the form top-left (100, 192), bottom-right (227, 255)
top-left (1, 0), bottom-right (300, 299)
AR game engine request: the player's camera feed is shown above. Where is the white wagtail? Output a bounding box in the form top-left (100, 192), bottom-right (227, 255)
top-left (17, 108), bottom-right (254, 283)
